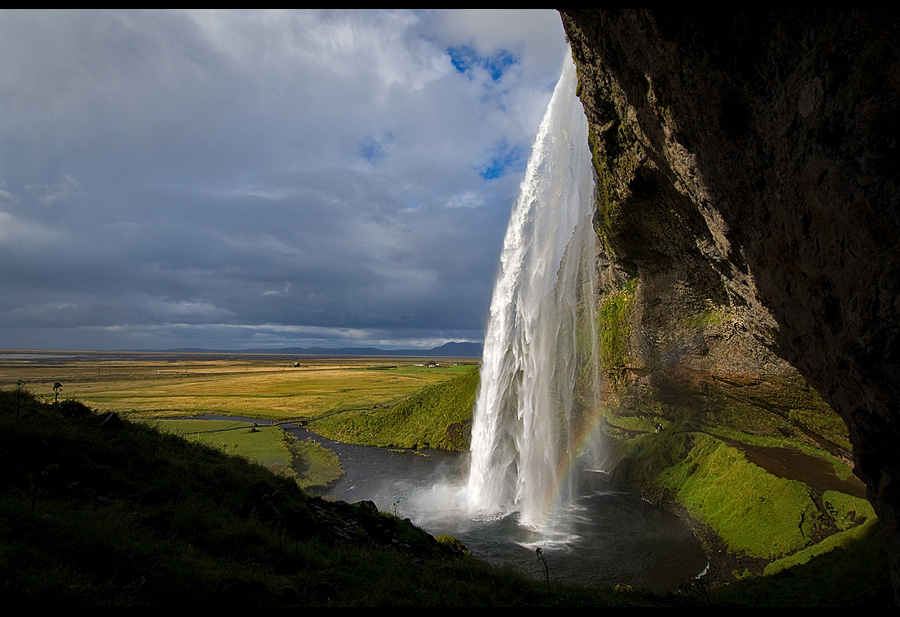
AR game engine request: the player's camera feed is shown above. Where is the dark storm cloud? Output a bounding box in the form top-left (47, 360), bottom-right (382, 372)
top-left (0, 10), bottom-right (569, 350)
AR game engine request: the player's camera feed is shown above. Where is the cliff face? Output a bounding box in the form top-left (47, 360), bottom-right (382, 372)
top-left (560, 10), bottom-right (900, 595)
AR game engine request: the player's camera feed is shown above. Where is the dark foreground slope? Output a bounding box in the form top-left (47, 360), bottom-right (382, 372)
top-left (0, 391), bottom-right (462, 605)
top-left (560, 9), bottom-right (900, 600)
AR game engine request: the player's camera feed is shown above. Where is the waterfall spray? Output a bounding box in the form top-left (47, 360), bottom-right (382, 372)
top-left (466, 55), bottom-right (600, 530)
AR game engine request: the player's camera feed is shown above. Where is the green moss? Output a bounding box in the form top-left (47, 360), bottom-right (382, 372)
top-left (607, 414), bottom-right (659, 433)
top-left (823, 490), bottom-right (875, 531)
top-left (589, 127), bottom-right (620, 257)
top-left (787, 407), bottom-right (853, 453)
top-left (599, 278), bottom-right (637, 373)
top-left (681, 307), bottom-right (727, 329)
top-left (611, 429), bottom-right (691, 488)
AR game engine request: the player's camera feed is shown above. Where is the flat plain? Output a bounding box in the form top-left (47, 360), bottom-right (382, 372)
top-left (0, 350), bottom-right (477, 421)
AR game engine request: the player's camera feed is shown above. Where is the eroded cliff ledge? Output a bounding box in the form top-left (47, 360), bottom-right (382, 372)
top-left (560, 9), bottom-right (900, 597)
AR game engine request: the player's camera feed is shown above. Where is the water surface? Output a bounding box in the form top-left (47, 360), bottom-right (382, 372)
top-left (286, 425), bottom-right (708, 590)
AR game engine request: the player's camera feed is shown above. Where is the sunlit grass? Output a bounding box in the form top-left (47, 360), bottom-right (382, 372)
top-left (147, 419), bottom-right (291, 467)
top-left (143, 418), bottom-right (345, 491)
top-left (655, 432), bottom-right (820, 558)
top-left (0, 352), bottom-right (477, 421)
top-left (311, 367), bottom-right (478, 450)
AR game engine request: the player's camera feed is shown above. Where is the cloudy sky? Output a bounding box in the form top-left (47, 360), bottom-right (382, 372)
top-left (0, 9), bottom-right (570, 351)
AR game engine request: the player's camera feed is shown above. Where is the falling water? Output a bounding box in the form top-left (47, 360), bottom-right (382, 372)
top-left (312, 69), bottom-right (709, 579)
top-left (466, 56), bottom-right (601, 530)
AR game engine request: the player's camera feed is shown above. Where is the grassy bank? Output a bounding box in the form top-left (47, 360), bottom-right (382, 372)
top-left (1, 350), bottom-right (891, 604)
top-left (144, 418), bottom-right (343, 491)
top-left (310, 367), bottom-right (479, 451)
top-left (606, 419), bottom-right (891, 602)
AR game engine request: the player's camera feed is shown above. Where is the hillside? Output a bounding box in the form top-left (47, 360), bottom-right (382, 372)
top-left (309, 366), bottom-right (478, 450)
top-left (0, 389), bottom-right (522, 605)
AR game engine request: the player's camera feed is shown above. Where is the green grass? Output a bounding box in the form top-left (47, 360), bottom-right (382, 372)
top-left (614, 429), bottom-right (846, 560)
top-left (310, 367), bottom-right (479, 451)
top-left (291, 436), bottom-right (344, 491)
top-left (655, 433), bottom-right (820, 558)
top-left (763, 492), bottom-right (876, 576)
top-left (713, 518), bottom-right (891, 606)
top-left (703, 425), bottom-right (853, 480)
top-left (143, 418), bottom-right (343, 491)
top-left (823, 490), bottom-right (875, 531)
top-left (152, 419), bottom-right (290, 466)
top-left (605, 414), bottom-right (659, 433)
top-left (605, 416), bottom-right (891, 599)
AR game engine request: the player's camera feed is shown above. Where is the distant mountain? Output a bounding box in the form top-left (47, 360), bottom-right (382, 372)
top-left (163, 342), bottom-right (483, 358)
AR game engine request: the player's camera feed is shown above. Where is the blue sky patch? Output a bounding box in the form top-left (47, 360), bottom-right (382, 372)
top-left (480, 140), bottom-right (527, 180)
top-left (359, 133), bottom-right (393, 162)
top-left (447, 45), bottom-right (518, 82)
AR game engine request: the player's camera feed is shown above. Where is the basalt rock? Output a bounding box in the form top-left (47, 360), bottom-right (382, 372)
top-left (560, 9), bottom-right (900, 598)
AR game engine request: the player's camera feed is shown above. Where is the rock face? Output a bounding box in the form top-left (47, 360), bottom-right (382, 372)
top-left (560, 9), bottom-right (900, 596)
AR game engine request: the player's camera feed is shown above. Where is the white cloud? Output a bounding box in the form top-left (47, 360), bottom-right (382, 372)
top-left (0, 211), bottom-right (60, 246)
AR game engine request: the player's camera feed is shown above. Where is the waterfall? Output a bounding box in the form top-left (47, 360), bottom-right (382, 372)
top-left (466, 55), bottom-right (600, 530)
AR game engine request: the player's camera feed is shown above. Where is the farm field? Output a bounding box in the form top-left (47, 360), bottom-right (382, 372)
top-left (0, 350), bottom-right (478, 422)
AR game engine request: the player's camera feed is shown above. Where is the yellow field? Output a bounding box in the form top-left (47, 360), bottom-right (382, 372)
top-left (0, 350), bottom-right (478, 421)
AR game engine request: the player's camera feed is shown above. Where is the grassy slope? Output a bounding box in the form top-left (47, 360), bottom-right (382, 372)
top-left (608, 422), bottom-right (892, 602)
top-left (712, 517), bottom-right (890, 606)
top-left (655, 432), bottom-right (819, 558)
top-left (144, 418), bottom-right (343, 491)
top-left (2, 352), bottom-right (890, 604)
top-left (309, 367), bottom-right (479, 451)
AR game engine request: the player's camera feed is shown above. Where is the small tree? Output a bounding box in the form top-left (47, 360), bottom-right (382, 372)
top-left (15, 380), bottom-right (27, 419)
top-left (52, 382), bottom-right (62, 405)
